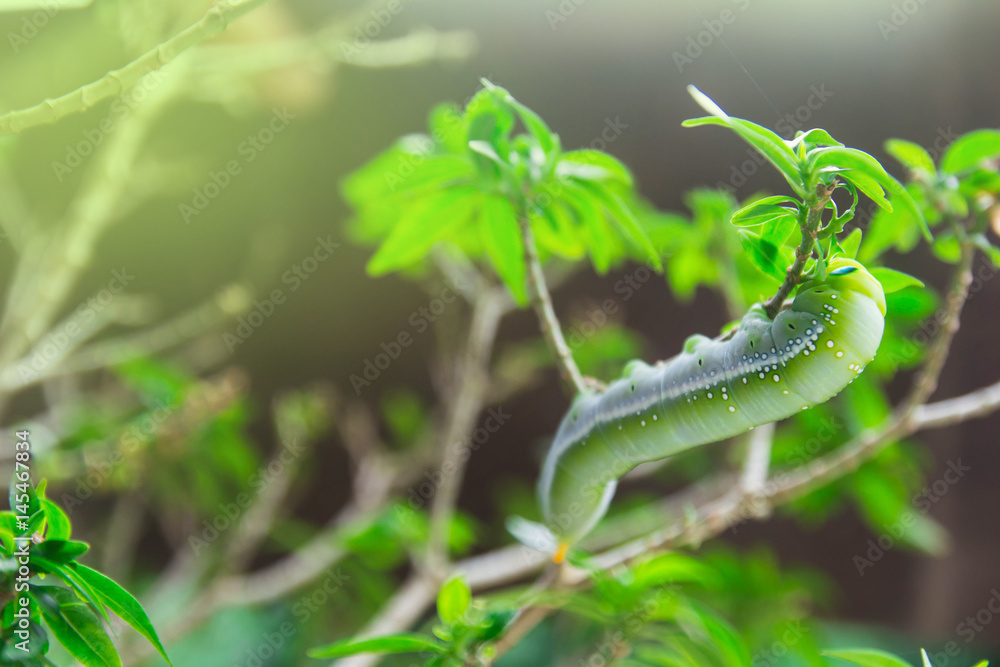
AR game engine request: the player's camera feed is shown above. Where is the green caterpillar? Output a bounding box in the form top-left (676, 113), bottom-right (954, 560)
top-left (519, 258), bottom-right (886, 562)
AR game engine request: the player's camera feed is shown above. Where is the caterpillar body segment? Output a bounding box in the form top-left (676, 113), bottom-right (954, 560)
top-left (538, 258), bottom-right (886, 547)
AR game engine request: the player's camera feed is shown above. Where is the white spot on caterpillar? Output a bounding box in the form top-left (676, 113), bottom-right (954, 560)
top-left (728, 406), bottom-right (736, 412)
top-left (782, 390), bottom-right (790, 395)
top-left (641, 420), bottom-right (646, 427)
top-left (836, 351), bottom-right (844, 358)
top-left (827, 340), bottom-right (835, 348)
top-left (707, 392), bottom-right (713, 399)
top-left (773, 374), bottom-right (780, 382)
top-left (831, 294), bottom-right (838, 299)
top-left (652, 414), bottom-right (658, 420)
top-left (758, 372), bottom-right (765, 379)
top-left (742, 377), bottom-right (748, 384)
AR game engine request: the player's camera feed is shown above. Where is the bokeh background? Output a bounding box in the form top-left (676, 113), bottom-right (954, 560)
top-left (1, 0), bottom-right (999, 665)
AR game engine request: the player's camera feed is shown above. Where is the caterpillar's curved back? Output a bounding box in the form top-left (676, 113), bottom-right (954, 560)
top-left (537, 258), bottom-right (886, 550)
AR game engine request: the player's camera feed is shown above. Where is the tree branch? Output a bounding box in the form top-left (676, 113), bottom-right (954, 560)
top-left (519, 216), bottom-right (589, 395)
top-left (763, 184), bottom-right (833, 320)
top-left (426, 287), bottom-right (507, 572)
top-left (0, 0), bottom-right (274, 136)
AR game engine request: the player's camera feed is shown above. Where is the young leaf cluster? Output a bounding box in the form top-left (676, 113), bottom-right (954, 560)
top-left (344, 80), bottom-right (664, 305)
top-left (1, 479), bottom-right (171, 667)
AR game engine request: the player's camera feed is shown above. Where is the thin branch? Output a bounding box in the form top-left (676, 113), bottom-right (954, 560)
top-left (0, 0), bottom-right (274, 136)
top-left (763, 184), bottom-right (833, 320)
top-left (0, 285), bottom-right (248, 393)
top-left (899, 244), bottom-right (975, 413)
top-left (426, 287), bottom-right (507, 572)
top-left (0, 69), bottom-right (181, 369)
top-left (739, 422), bottom-right (774, 497)
top-left (519, 216), bottom-right (589, 395)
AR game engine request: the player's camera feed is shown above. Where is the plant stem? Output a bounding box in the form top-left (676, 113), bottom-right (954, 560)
top-left (0, 0), bottom-right (274, 136)
top-left (763, 185), bottom-right (832, 319)
top-left (519, 216), bottom-right (589, 395)
top-left (426, 287), bottom-right (507, 573)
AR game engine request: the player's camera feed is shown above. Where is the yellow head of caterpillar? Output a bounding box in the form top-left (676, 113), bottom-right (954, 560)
top-left (553, 541), bottom-right (569, 564)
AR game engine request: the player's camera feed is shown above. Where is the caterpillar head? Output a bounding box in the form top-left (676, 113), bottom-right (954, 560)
top-left (800, 258), bottom-right (886, 316)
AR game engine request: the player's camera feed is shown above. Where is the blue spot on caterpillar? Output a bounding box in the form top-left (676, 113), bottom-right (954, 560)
top-left (508, 258), bottom-right (886, 560)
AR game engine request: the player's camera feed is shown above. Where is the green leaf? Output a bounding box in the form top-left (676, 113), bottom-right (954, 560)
top-left (367, 187), bottom-right (480, 275)
top-left (841, 228), bottom-right (863, 259)
top-left (789, 128), bottom-right (844, 149)
top-left (72, 564), bottom-right (172, 666)
top-left (940, 129), bottom-right (1000, 175)
top-left (429, 103), bottom-right (466, 155)
top-left (684, 87), bottom-right (804, 196)
top-left (436, 576), bottom-right (472, 626)
top-left (33, 540), bottom-right (89, 564)
top-left (475, 609), bottom-right (516, 642)
top-left (730, 198), bottom-right (798, 228)
top-left (738, 229), bottom-right (788, 281)
top-left (685, 119), bottom-right (804, 197)
top-left (576, 181), bottom-right (663, 270)
top-left (464, 87), bottom-right (515, 159)
top-left (762, 211), bottom-right (799, 247)
top-left (931, 234), bottom-right (963, 263)
top-left (971, 233), bottom-right (1000, 267)
top-left (630, 553), bottom-right (717, 590)
top-left (838, 168), bottom-right (892, 211)
top-left (557, 150), bottom-right (632, 186)
top-left (479, 195), bottom-right (528, 306)
top-left (39, 587), bottom-right (122, 667)
top-left (308, 633), bottom-right (446, 659)
top-left (41, 499), bottom-right (71, 540)
top-left (481, 79), bottom-right (558, 154)
top-left (824, 648), bottom-right (914, 667)
top-left (885, 139), bottom-right (935, 174)
top-left (563, 185), bottom-right (614, 272)
top-left (811, 146), bottom-right (930, 240)
top-left (388, 155), bottom-right (474, 196)
top-left (870, 267), bottom-right (925, 293)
